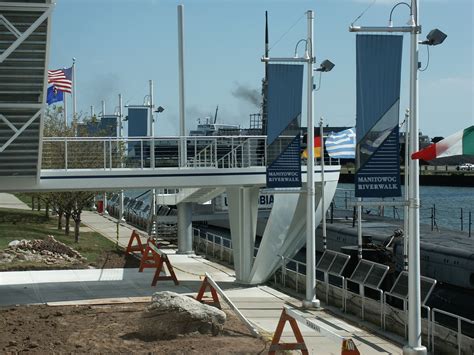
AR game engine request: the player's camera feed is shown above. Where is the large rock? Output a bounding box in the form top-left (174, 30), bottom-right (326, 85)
top-left (139, 291), bottom-right (226, 340)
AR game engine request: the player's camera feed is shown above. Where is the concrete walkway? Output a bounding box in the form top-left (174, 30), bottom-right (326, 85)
top-left (0, 193), bottom-right (29, 210)
top-left (0, 199), bottom-right (403, 354)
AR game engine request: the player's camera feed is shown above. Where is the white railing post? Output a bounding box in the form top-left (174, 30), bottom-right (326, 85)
top-left (64, 138), bottom-right (68, 171)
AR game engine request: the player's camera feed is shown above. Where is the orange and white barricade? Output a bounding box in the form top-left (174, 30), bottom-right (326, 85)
top-left (195, 273), bottom-right (260, 337)
top-left (195, 274), bottom-right (221, 309)
top-left (125, 230), bottom-right (146, 256)
top-left (139, 240), bottom-right (179, 287)
top-left (269, 305), bottom-right (360, 355)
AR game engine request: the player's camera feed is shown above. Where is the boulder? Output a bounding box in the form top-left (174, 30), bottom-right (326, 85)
top-left (8, 240), bottom-right (20, 247)
top-left (139, 291), bottom-right (226, 340)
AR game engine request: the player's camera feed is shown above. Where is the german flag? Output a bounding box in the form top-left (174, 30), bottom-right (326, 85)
top-left (301, 136), bottom-right (321, 159)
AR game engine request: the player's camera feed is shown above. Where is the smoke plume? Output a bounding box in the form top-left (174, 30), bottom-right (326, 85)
top-left (231, 83), bottom-right (261, 108)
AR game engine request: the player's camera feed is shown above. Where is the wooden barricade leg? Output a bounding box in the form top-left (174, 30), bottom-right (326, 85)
top-left (195, 276), bottom-right (221, 309)
top-left (125, 230), bottom-right (145, 256)
top-left (341, 339), bottom-right (360, 355)
top-left (151, 254), bottom-right (179, 286)
top-left (139, 244), bottom-right (160, 272)
top-left (268, 308), bottom-right (308, 355)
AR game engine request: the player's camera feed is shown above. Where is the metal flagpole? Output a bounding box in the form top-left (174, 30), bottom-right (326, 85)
top-left (177, 4), bottom-right (186, 167)
top-left (118, 93), bottom-right (125, 223)
top-left (63, 92), bottom-right (67, 127)
top-left (319, 117), bottom-right (327, 251)
top-left (303, 10), bottom-right (319, 309)
top-left (149, 80), bottom-right (157, 238)
top-left (404, 108), bottom-right (410, 271)
top-left (72, 58), bottom-right (77, 136)
top-left (357, 198), bottom-right (362, 259)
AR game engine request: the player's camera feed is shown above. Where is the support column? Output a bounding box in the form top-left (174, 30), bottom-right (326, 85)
top-left (177, 202), bottom-right (193, 254)
top-left (227, 186), bottom-right (259, 283)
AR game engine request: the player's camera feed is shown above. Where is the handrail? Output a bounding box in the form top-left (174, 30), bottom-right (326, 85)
top-left (431, 307), bottom-right (474, 355)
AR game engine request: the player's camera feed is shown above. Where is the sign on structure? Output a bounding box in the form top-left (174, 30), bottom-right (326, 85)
top-left (266, 64), bottom-right (304, 188)
top-left (355, 35), bottom-right (403, 198)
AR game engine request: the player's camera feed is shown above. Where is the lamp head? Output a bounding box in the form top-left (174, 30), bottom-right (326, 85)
top-left (155, 106), bottom-right (165, 113)
top-left (421, 29), bottom-right (447, 46)
top-left (316, 59), bottom-right (335, 72)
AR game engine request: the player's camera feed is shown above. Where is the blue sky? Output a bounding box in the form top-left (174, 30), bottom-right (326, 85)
top-left (49, 0), bottom-right (473, 138)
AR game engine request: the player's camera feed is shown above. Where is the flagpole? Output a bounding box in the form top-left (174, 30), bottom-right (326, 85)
top-left (63, 93), bottom-right (68, 127)
top-left (72, 58), bottom-right (77, 136)
top-left (319, 117), bottom-right (327, 251)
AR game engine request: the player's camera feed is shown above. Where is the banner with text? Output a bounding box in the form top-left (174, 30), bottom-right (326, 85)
top-left (355, 34), bottom-right (403, 197)
top-left (266, 64), bottom-right (303, 188)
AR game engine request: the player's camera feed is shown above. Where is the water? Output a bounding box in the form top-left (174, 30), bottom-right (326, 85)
top-left (335, 183), bottom-right (474, 231)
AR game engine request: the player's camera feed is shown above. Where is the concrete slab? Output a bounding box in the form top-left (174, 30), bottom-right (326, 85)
top-left (0, 193), bottom-right (29, 210)
top-left (0, 206), bottom-right (403, 354)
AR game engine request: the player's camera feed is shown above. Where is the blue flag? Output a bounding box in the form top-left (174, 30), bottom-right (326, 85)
top-left (325, 128), bottom-right (356, 159)
top-left (46, 85), bottom-right (63, 105)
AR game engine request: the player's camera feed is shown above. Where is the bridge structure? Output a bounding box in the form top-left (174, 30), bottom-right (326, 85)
top-left (0, 0), bottom-right (341, 284)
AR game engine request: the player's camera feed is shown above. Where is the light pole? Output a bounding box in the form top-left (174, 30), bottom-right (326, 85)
top-left (262, 10), bottom-right (333, 309)
top-left (350, 1), bottom-right (446, 352)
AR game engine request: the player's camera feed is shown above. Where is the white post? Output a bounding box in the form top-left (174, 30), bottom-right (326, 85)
top-left (149, 80), bottom-right (157, 237)
top-left (149, 80), bottom-right (155, 168)
top-left (319, 117), bottom-right (327, 251)
top-left (404, 108), bottom-right (410, 271)
top-left (404, 0), bottom-right (426, 354)
top-left (72, 58), bottom-right (77, 135)
top-left (103, 191), bottom-right (108, 215)
top-left (357, 198), bottom-right (363, 259)
top-left (303, 10), bottom-right (320, 309)
top-left (118, 93), bottom-right (125, 223)
top-left (63, 92), bottom-right (68, 127)
top-left (101, 100), bottom-right (106, 117)
top-left (177, 4), bottom-right (186, 167)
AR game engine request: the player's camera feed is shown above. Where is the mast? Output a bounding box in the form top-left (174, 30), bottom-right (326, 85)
top-left (262, 11), bottom-right (269, 135)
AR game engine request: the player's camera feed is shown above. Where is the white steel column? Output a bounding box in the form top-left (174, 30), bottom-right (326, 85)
top-left (72, 58), bottom-right (77, 135)
top-left (404, 0), bottom-right (426, 353)
top-left (319, 117), bottom-right (327, 251)
top-left (303, 10), bottom-right (320, 309)
top-left (177, 5), bottom-right (186, 166)
top-left (227, 187), bottom-right (259, 283)
top-left (118, 93), bottom-right (125, 223)
top-left (177, 202), bottom-right (193, 254)
top-left (149, 80), bottom-right (157, 237)
top-left (404, 108), bottom-right (410, 271)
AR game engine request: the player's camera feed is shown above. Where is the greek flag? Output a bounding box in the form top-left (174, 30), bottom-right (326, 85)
top-left (325, 128), bottom-right (356, 159)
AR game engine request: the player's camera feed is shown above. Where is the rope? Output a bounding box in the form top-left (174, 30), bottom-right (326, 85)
top-left (268, 12), bottom-right (306, 52)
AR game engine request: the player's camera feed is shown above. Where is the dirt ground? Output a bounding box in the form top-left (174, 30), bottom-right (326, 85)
top-left (0, 302), bottom-right (269, 354)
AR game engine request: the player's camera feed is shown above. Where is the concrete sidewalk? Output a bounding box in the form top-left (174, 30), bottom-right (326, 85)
top-left (0, 205), bottom-right (402, 354)
top-left (0, 193), bottom-right (29, 210)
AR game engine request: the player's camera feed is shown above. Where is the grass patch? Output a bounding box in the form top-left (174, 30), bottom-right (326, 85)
top-left (0, 208), bottom-right (119, 270)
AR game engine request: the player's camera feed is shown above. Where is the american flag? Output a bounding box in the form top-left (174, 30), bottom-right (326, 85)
top-left (47, 67), bottom-right (72, 93)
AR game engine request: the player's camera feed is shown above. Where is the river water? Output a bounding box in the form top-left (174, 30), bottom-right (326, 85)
top-left (336, 183), bottom-right (474, 232)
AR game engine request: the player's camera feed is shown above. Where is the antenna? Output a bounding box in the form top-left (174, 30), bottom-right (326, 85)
top-left (214, 105), bottom-right (219, 124)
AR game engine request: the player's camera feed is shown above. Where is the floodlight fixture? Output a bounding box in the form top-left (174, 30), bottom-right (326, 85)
top-left (420, 29), bottom-right (447, 46)
top-left (155, 106), bottom-right (165, 113)
top-left (316, 59), bottom-right (335, 72)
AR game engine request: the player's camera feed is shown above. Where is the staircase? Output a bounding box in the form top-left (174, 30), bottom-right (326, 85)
top-left (0, 1), bottom-right (53, 181)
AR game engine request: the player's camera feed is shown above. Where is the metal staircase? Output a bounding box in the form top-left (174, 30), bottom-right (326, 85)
top-left (0, 1), bottom-right (53, 181)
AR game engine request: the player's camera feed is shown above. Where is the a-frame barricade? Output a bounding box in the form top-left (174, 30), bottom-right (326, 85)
top-left (138, 239), bottom-right (160, 272)
top-left (195, 275), bottom-right (221, 309)
top-left (139, 240), bottom-right (179, 287)
top-left (269, 308), bottom-right (308, 355)
top-left (125, 230), bottom-right (145, 256)
top-left (269, 306), bottom-right (360, 355)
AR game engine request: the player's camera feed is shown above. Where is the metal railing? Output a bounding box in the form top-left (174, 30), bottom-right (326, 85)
top-left (191, 226), bottom-right (473, 352)
top-left (431, 308), bottom-right (474, 355)
top-left (41, 135), bottom-right (268, 171)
